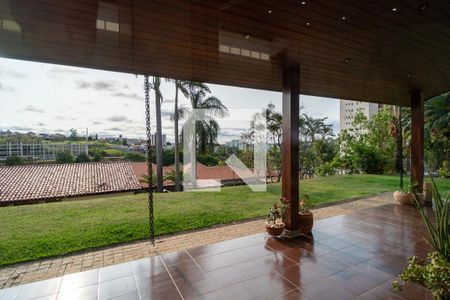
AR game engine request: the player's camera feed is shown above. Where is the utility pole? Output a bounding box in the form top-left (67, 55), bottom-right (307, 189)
top-left (85, 127), bottom-right (89, 155)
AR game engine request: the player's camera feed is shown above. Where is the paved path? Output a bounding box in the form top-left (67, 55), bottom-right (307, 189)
top-left (0, 193), bottom-right (392, 289)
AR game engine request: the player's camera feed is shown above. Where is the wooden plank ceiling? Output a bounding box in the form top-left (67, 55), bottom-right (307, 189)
top-left (0, 0), bottom-right (449, 106)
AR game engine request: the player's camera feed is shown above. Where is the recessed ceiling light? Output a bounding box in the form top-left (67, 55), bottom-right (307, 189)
top-left (341, 16), bottom-right (346, 20)
top-left (244, 34), bottom-right (251, 40)
top-left (343, 57), bottom-right (352, 63)
top-left (268, 10), bottom-right (272, 14)
top-left (306, 22), bottom-right (311, 26)
top-left (419, 2), bottom-right (429, 11)
top-left (301, 1), bottom-right (306, 4)
top-left (392, 7), bottom-right (398, 12)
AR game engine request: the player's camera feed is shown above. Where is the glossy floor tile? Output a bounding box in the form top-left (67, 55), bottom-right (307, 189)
top-left (0, 204), bottom-right (435, 299)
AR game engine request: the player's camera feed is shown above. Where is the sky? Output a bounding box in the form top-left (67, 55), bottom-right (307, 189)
top-left (0, 57), bottom-right (340, 143)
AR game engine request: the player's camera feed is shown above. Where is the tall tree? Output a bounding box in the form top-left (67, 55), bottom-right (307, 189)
top-left (167, 79), bottom-right (190, 191)
top-left (180, 83), bottom-right (228, 188)
top-left (299, 114), bottom-right (334, 177)
top-left (153, 76), bottom-right (164, 192)
top-left (265, 104), bottom-right (283, 182)
top-left (188, 83), bottom-right (228, 153)
top-left (425, 93), bottom-right (450, 174)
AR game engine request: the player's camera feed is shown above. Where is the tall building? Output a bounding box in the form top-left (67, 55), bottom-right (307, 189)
top-left (340, 100), bottom-right (379, 132)
top-left (150, 133), bottom-right (167, 147)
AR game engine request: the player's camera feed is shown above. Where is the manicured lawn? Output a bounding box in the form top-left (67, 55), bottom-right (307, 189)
top-left (0, 175), bottom-right (449, 266)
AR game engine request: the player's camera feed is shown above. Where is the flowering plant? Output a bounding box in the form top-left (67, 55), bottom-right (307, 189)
top-left (299, 193), bottom-right (313, 215)
top-left (265, 198), bottom-right (288, 228)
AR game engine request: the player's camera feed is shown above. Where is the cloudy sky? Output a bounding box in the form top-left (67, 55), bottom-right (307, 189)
top-left (0, 57), bottom-right (340, 143)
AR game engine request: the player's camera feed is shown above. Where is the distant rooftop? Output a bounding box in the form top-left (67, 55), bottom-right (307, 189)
top-left (0, 162), bottom-right (141, 205)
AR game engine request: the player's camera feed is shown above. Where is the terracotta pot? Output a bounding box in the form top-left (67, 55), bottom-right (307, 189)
top-left (394, 191), bottom-right (425, 205)
top-left (393, 191), bottom-right (413, 205)
top-left (299, 212), bottom-right (314, 234)
top-left (266, 224), bottom-right (285, 236)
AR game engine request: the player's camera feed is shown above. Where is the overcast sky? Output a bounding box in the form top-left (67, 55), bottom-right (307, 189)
top-left (0, 57), bottom-right (340, 143)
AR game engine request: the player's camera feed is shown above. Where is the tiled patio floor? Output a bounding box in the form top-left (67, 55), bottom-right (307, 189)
top-left (0, 194), bottom-right (392, 289)
top-left (0, 203), bottom-right (434, 300)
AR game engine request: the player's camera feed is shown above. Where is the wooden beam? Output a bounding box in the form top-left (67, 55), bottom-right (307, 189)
top-left (411, 89), bottom-right (424, 191)
top-left (282, 63), bottom-right (300, 232)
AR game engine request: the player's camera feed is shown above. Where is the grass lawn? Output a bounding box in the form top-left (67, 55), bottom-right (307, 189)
top-left (0, 175), bottom-right (449, 266)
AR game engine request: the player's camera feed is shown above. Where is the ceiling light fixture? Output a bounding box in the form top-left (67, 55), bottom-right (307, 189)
top-left (343, 57), bottom-right (352, 63)
top-left (306, 22), bottom-right (311, 26)
top-left (341, 16), bottom-right (346, 20)
top-left (244, 34), bottom-right (251, 40)
top-left (301, 1), bottom-right (306, 5)
top-left (419, 2), bottom-right (429, 11)
top-left (406, 73), bottom-right (412, 78)
top-left (268, 10), bottom-right (272, 14)
top-left (392, 7), bottom-right (398, 12)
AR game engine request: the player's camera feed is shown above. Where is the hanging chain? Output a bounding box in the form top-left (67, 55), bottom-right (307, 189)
top-left (144, 75), bottom-right (155, 246)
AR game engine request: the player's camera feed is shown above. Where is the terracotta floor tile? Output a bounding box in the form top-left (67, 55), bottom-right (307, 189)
top-left (2, 200), bottom-right (438, 300)
top-left (302, 277), bottom-right (354, 300)
top-left (221, 272), bottom-right (297, 300)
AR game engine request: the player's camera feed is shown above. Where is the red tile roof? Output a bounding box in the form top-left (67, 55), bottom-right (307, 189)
top-left (0, 162), bottom-right (142, 205)
top-left (131, 162), bottom-right (276, 188)
top-left (131, 163), bottom-right (175, 187)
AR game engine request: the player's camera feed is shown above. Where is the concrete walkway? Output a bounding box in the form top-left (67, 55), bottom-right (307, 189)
top-left (0, 193), bottom-right (392, 289)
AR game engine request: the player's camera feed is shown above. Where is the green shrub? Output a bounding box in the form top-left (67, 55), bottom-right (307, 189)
top-left (5, 155), bottom-right (24, 165)
top-left (92, 152), bottom-right (102, 162)
top-left (197, 153), bottom-right (219, 166)
top-left (393, 178), bottom-right (450, 299)
top-left (56, 151), bottom-right (74, 164)
top-left (393, 252), bottom-right (449, 299)
top-left (316, 162), bottom-right (337, 176)
top-left (124, 152), bottom-right (146, 162)
top-left (438, 161), bottom-right (450, 178)
top-left (75, 153), bottom-right (90, 163)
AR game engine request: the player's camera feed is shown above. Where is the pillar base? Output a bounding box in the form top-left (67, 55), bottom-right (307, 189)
top-left (282, 229), bottom-right (301, 239)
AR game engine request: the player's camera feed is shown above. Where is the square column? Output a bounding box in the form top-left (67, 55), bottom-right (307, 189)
top-left (410, 89), bottom-right (424, 190)
top-left (281, 64), bottom-right (300, 232)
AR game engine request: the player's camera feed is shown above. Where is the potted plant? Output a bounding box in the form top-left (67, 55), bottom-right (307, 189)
top-left (394, 182), bottom-right (424, 205)
top-left (298, 193), bottom-right (314, 234)
top-left (265, 200), bottom-right (287, 236)
top-left (392, 178), bottom-right (450, 299)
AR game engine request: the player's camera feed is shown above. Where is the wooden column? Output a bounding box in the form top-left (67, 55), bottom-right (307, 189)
top-left (282, 64), bottom-right (300, 232)
top-left (410, 89), bottom-right (424, 190)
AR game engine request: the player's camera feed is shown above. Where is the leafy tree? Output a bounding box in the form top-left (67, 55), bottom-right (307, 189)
top-left (265, 104), bottom-right (283, 181)
top-left (92, 152), bottom-right (102, 162)
top-left (163, 169), bottom-right (183, 184)
top-left (197, 153), bottom-right (219, 166)
top-left (299, 114), bottom-right (334, 177)
top-left (75, 153), bottom-right (90, 163)
top-left (425, 93), bottom-right (450, 175)
top-left (335, 107), bottom-right (396, 175)
top-left (180, 83), bottom-right (228, 187)
top-left (56, 151), bottom-right (74, 164)
top-left (267, 147), bottom-right (282, 182)
top-left (5, 155), bottom-right (24, 165)
top-left (69, 128), bottom-right (78, 140)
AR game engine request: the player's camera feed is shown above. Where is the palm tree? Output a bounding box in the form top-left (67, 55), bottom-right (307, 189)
top-left (166, 79), bottom-right (190, 192)
top-left (425, 93), bottom-right (450, 173)
top-left (400, 93), bottom-right (450, 174)
top-left (153, 76), bottom-right (164, 192)
top-left (187, 83), bottom-right (228, 153)
top-left (180, 83), bottom-right (228, 188)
